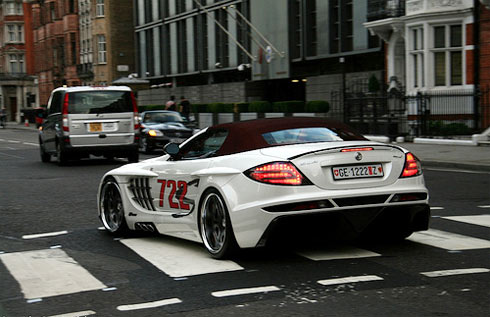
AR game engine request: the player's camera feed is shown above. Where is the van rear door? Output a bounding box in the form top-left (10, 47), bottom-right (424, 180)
top-left (66, 90), bottom-right (136, 147)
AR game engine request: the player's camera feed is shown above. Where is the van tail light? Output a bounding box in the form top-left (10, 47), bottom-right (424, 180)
top-left (400, 152), bottom-right (422, 178)
top-left (245, 162), bottom-right (312, 186)
top-left (62, 93), bottom-right (69, 132)
top-left (130, 92), bottom-right (140, 130)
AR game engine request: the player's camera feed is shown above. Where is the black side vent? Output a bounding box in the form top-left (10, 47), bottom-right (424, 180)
top-left (129, 178), bottom-right (156, 211)
top-left (334, 195), bottom-right (390, 207)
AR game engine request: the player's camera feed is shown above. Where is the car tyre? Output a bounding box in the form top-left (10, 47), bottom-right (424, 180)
top-left (99, 178), bottom-right (129, 235)
top-left (56, 141), bottom-right (68, 166)
top-left (127, 151), bottom-right (139, 163)
top-left (199, 189), bottom-right (237, 259)
top-left (40, 140), bottom-right (50, 163)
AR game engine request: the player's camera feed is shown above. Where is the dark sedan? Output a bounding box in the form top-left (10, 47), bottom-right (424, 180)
top-left (139, 110), bottom-right (195, 153)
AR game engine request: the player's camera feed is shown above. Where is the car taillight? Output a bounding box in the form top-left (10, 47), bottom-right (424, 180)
top-left (62, 93), bottom-right (69, 132)
top-left (131, 92), bottom-right (140, 130)
top-left (401, 152), bottom-right (422, 178)
top-left (245, 162), bottom-right (312, 186)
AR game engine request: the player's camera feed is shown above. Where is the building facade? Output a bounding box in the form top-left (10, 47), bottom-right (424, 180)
top-left (135, 0), bottom-right (384, 118)
top-left (31, 0), bottom-right (81, 105)
top-left (0, 0), bottom-right (37, 122)
top-left (365, 0), bottom-right (490, 131)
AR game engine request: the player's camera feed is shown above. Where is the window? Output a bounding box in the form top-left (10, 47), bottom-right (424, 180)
top-left (5, 1), bottom-right (23, 15)
top-left (178, 129), bottom-right (229, 160)
top-left (410, 27), bottom-right (424, 88)
top-left (177, 20), bottom-right (188, 73)
top-left (6, 24), bottom-right (23, 43)
top-left (96, 0), bottom-right (105, 17)
top-left (329, 0), bottom-right (353, 53)
top-left (215, 10), bottom-right (229, 67)
top-left (8, 54), bottom-right (25, 73)
top-left (97, 35), bottom-right (107, 63)
top-left (432, 24), bottom-right (462, 86)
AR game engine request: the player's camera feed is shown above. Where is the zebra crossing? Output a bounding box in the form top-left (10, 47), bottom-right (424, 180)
top-left (1, 213), bottom-right (489, 313)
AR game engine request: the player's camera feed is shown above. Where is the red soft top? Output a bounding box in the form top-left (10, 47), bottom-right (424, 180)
top-left (209, 117), bottom-right (366, 156)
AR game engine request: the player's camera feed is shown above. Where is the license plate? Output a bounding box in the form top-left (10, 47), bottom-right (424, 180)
top-left (332, 164), bottom-right (384, 180)
top-left (89, 122), bottom-right (102, 132)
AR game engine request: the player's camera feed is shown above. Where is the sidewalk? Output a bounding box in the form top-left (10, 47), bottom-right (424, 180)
top-left (4, 121), bottom-right (490, 172)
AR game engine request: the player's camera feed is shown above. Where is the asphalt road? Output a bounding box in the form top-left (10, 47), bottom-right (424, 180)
top-left (0, 128), bottom-right (489, 317)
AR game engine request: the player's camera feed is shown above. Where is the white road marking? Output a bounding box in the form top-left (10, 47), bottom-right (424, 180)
top-left (297, 246), bottom-right (380, 261)
top-left (430, 207), bottom-right (445, 210)
top-left (318, 275), bottom-right (383, 286)
top-left (48, 310), bottom-right (96, 317)
top-left (22, 230), bottom-right (68, 240)
top-left (477, 205), bottom-right (490, 208)
top-left (23, 142), bottom-right (38, 147)
top-left (0, 249), bottom-right (107, 299)
top-left (421, 268), bottom-right (489, 278)
top-left (7, 140), bottom-right (20, 143)
top-left (443, 215), bottom-right (490, 228)
top-left (425, 167), bottom-right (490, 175)
top-left (102, 287), bottom-right (117, 292)
top-left (409, 229), bottom-right (490, 250)
top-left (121, 237), bottom-right (243, 277)
top-left (212, 286), bottom-right (280, 298)
top-left (117, 298), bottom-right (182, 311)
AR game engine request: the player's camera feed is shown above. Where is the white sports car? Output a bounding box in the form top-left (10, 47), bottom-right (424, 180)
top-left (97, 117), bottom-right (430, 258)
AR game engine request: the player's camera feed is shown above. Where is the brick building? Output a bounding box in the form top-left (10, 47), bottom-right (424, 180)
top-left (31, 0), bottom-right (81, 105)
top-left (77, 0), bottom-right (135, 86)
top-left (0, 0), bottom-right (37, 122)
top-left (365, 0), bottom-right (490, 132)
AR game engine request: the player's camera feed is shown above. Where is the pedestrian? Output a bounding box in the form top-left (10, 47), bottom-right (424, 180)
top-left (165, 95), bottom-right (176, 111)
top-left (179, 96), bottom-right (191, 121)
top-left (0, 108), bottom-right (6, 128)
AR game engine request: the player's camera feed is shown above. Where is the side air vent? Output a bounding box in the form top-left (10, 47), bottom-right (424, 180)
top-left (129, 178), bottom-right (156, 211)
top-left (333, 195), bottom-right (390, 207)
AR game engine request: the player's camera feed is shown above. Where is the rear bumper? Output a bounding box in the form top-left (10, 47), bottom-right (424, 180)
top-left (61, 139), bottom-right (138, 156)
top-left (256, 203), bottom-right (430, 247)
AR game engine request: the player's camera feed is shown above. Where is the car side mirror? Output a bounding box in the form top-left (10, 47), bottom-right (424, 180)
top-left (164, 142), bottom-right (180, 157)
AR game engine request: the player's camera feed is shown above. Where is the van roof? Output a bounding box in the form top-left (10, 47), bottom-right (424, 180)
top-left (52, 86), bottom-right (132, 93)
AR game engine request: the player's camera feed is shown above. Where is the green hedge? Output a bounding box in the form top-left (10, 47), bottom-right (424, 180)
top-left (248, 101), bottom-right (272, 112)
top-left (191, 103), bottom-right (208, 113)
top-left (235, 102), bottom-right (249, 113)
top-left (272, 100), bottom-right (305, 113)
top-left (305, 100), bottom-right (330, 113)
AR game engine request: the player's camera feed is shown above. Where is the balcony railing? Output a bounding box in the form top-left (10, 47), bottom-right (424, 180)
top-left (367, 0), bottom-right (406, 22)
top-left (77, 63), bottom-right (94, 78)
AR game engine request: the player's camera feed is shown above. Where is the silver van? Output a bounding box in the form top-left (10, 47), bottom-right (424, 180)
top-left (39, 86), bottom-right (140, 165)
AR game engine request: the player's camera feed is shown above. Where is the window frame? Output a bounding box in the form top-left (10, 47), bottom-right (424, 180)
top-left (96, 0), bottom-right (105, 17)
top-left (430, 23), bottom-right (463, 87)
top-left (97, 34), bottom-right (107, 64)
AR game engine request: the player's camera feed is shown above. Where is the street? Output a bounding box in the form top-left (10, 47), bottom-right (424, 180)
top-left (0, 128), bottom-right (489, 316)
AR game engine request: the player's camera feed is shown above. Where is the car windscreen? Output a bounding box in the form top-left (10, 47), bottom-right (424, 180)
top-left (143, 112), bottom-right (183, 123)
top-left (262, 127), bottom-right (362, 145)
top-left (68, 91), bottom-right (133, 114)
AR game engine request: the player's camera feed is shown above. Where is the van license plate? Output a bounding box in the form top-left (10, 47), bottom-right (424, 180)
top-left (332, 164), bottom-right (384, 180)
top-left (89, 123), bottom-right (102, 132)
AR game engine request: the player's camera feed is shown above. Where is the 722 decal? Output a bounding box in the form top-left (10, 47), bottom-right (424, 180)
top-left (157, 179), bottom-right (190, 210)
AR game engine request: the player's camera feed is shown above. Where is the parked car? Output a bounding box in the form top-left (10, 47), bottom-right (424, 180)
top-left (139, 110), bottom-right (195, 153)
top-left (97, 117), bottom-right (430, 259)
top-left (39, 86), bottom-right (140, 165)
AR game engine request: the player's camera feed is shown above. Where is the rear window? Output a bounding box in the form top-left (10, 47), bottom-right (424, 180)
top-left (67, 91), bottom-right (133, 114)
top-left (262, 127), bottom-right (363, 145)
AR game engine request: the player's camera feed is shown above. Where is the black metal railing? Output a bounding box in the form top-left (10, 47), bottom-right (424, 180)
top-left (367, 0), bottom-right (406, 21)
